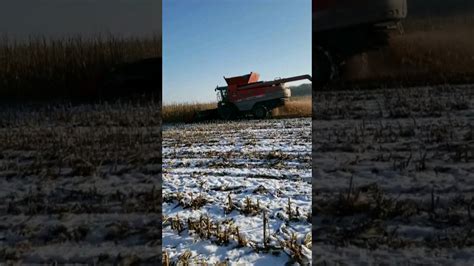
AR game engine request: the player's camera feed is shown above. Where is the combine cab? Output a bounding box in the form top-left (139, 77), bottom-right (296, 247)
top-left (195, 72), bottom-right (312, 121)
top-left (314, 0), bottom-right (407, 85)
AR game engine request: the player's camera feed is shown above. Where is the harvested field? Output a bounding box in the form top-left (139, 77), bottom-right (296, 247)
top-left (313, 85), bottom-right (474, 264)
top-left (162, 118), bottom-right (312, 264)
top-left (0, 101), bottom-right (162, 264)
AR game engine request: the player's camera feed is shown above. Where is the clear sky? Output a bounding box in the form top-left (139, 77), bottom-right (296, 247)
top-left (0, 0), bottom-right (160, 39)
top-left (163, 0), bottom-right (311, 104)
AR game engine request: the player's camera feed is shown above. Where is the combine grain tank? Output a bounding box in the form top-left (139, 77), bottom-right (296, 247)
top-left (196, 72), bottom-right (312, 121)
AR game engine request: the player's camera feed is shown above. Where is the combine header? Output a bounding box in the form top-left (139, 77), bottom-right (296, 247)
top-left (194, 72), bottom-right (312, 121)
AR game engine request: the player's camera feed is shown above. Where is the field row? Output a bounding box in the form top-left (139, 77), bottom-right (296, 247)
top-left (0, 102), bottom-right (162, 264)
top-left (313, 85), bottom-right (474, 264)
top-left (162, 119), bottom-right (312, 265)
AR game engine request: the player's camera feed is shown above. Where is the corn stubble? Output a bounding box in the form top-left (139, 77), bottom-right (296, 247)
top-left (313, 85), bottom-right (474, 264)
top-left (0, 101), bottom-right (162, 264)
top-left (162, 119), bottom-right (312, 264)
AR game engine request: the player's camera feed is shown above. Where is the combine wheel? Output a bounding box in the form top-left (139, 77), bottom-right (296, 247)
top-left (315, 46), bottom-right (338, 87)
top-left (218, 104), bottom-right (237, 120)
top-left (252, 105), bottom-right (269, 119)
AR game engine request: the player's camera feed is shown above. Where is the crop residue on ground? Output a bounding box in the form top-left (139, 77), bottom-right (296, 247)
top-left (0, 102), bottom-right (162, 264)
top-left (313, 84), bottom-right (474, 264)
top-left (162, 118), bottom-right (312, 264)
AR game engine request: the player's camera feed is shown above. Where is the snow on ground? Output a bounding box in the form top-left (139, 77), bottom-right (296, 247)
top-left (0, 102), bottom-right (162, 264)
top-left (313, 85), bottom-right (474, 264)
top-left (162, 118), bottom-right (312, 265)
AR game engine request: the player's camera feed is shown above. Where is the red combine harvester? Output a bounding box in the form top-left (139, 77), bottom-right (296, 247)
top-left (195, 72), bottom-right (312, 121)
top-left (314, 0), bottom-right (407, 85)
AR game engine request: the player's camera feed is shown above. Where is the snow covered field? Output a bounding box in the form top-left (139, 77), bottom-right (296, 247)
top-left (0, 102), bottom-right (162, 264)
top-left (162, 119), bottom-right (312, 265)
top-left (313, 85), bottom-right (474, 264)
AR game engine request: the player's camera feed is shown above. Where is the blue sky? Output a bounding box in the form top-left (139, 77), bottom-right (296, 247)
top-left (163, 0), bottom-right (311, 103)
